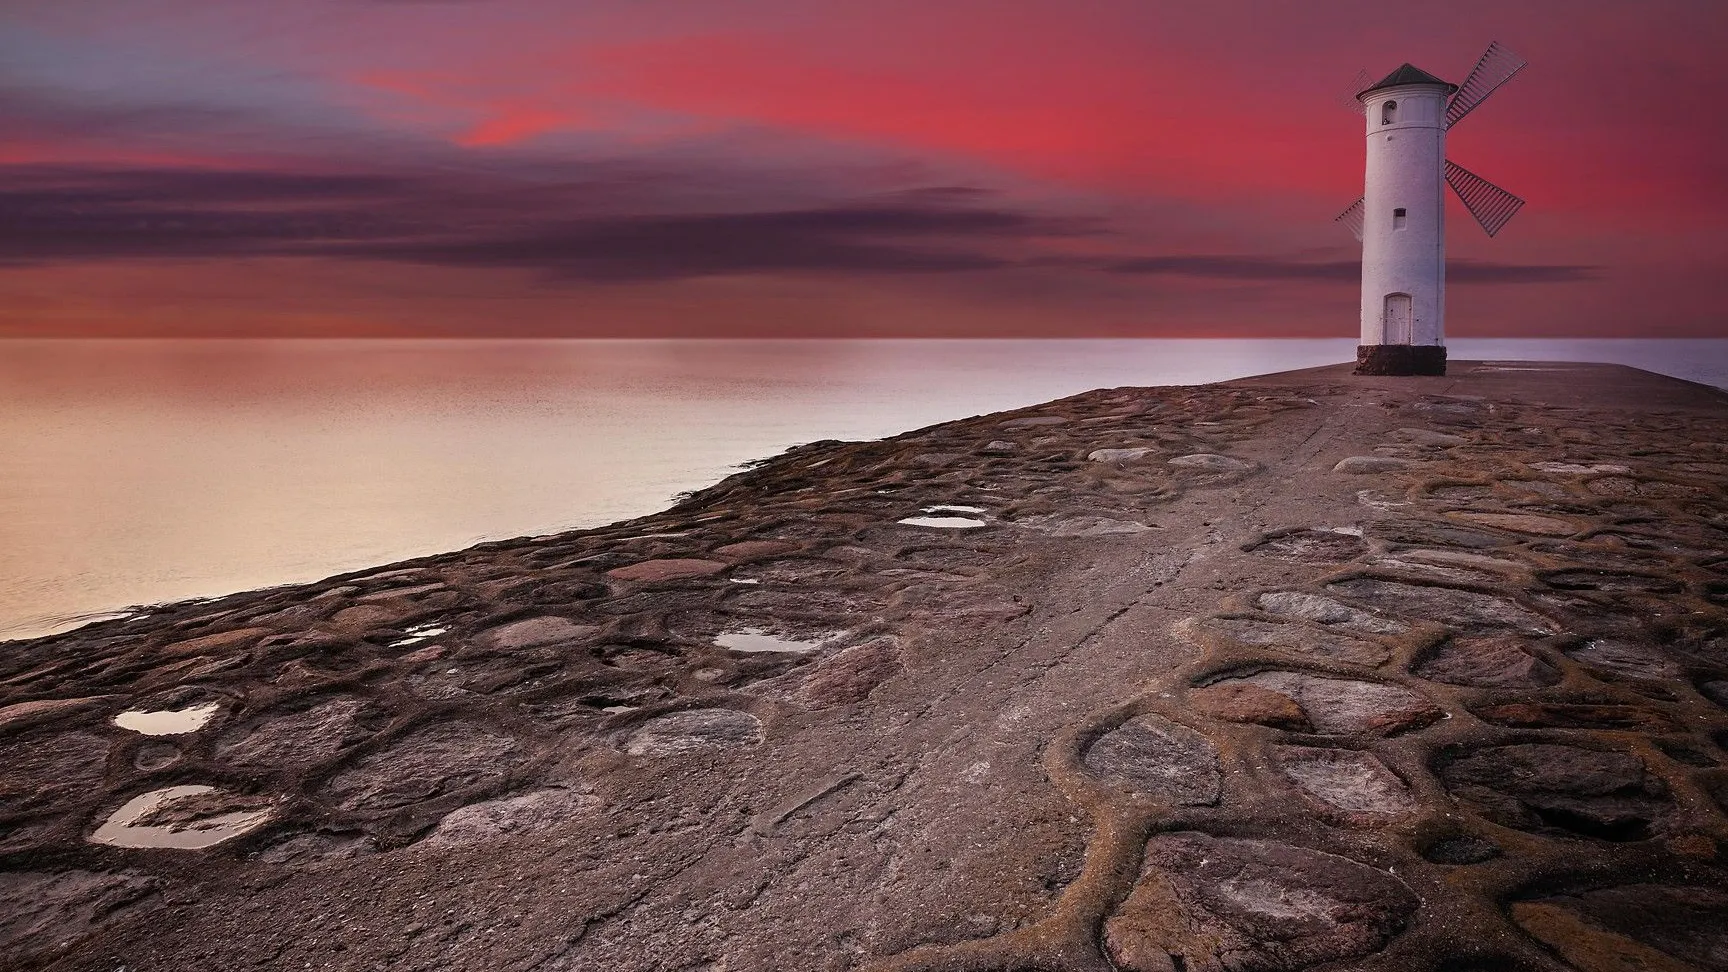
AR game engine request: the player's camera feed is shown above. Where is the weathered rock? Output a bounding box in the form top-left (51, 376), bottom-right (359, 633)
top-left (420, 788), bottom-right (599, 847)
top-left (623, 709), bottom-right (763, 756)
top-left (1452, 511), bottom-right (1576, 536)
top-left (1255, 591), bottom-right (1407, 635)
top-left (1333, 455), bottom-right (1410, 474)
top-left (158, 627), bottom-right (272, 658)
top-left (1168, 453), bottom-right (1251, 472)
top-left (1367, 519), bottom-right (1511, 549)
top-left (1274, 746), bottom-right (1415, 822)
top-left (711, 540), bottom-right (801, 561)
top-left (1438, 743), bottom-right (1674, 841)
top-left (998, 415), bottom-right (1067, 429)
top-left (1327, 578), bottom-right (1553, 635)
top-left (1082, 715), bottom-right (1220, 804)
top-left (1088, 447), bottom-right (1155, 463)
top-left (321, 722), bottom-right (522, 813)
top-left (0, 732), bottom-right (110, 812)
top-left (1391, 428), bottom-right (1467, 446)
top-left (483, 616), bottom-right (598, 649)
top-left (1513, 885), bottom-right (1728, 972)
top-left (215, 698), bottom-right (369, 768)
top-left (1193, 617), bottom-right (1389, 666)
top-left (1211, 671), bottom-right (1440, 736)
top-left (1471, 702), bottom-right (1680, 732)
top-left (0, 870), bottom-right (159, 966)
top-left (1563, 638), bottom-right (1682, 680)
top-left (1244, 529), bottom-right (1367, 564)
top-left (797, 639), bottom-right (902, 705)
top-left (1104, 833), bottom-right (1419, 972)
top-left (606, 558), bottom-right (729, 582)
top-left (1414, 636), bottom-right (1560, 687)
top-left (1189, 682), bottom-right (1311, 731)
top-left (0, 696), bottom-right (112, 732)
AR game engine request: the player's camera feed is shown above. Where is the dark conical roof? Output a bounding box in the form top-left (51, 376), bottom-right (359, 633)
top-left (1357, 63), bottom-right (1458, 98)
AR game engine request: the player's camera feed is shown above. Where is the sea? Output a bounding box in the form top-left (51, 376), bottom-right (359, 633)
top-left (3, 338), bottom-right (1725, 642)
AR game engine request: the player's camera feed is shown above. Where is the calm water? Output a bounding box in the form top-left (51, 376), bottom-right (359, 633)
top-left (3, 338), bottom-right (1724, 642)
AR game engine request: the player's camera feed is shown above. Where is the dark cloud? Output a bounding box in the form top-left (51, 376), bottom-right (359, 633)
top-left (1105, 255), bottom-right (1599, 284)
top-left (0, 164), bottom-right (1086, 280)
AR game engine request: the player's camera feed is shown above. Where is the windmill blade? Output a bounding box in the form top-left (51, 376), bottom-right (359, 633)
top-left (1335, 197), bottom-right (1366, 240)
top-left (1445, 160), bottom-right (1525, 236)
top-left (1340, 69), bottom-right (1372, 115)
top-left (1446, 41), bottom-right (1527, 129)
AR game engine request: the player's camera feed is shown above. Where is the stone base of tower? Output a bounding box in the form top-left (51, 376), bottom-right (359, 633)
top-left (1355, 345), bottom-right (1447, 376)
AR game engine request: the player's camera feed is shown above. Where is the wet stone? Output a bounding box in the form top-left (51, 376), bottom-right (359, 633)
top-left (1082, 715), bottom-right (1220, 805)
top-left (321, 722), bottom-right (522, 813)
top-left (1194, 617), bottom-right (1389, 666)
top-left (1244, 529), bottom-right (1367, 564)
top-left (1437, 743), bottom-right (1674, 842)
top-left (1513, 885), bottom-right (1728, 972)
top-left (623, 709), bottom-right (763, 756)
top-left (1326, 578), bottom-right (1554, 635)
top-left (1414, 636), bottom-right (1560, 688)
top-left (1543, 569), bottom-right (1681, 593)
top-left (1104, 832), bottom-right (1419, 972)
top-left (1421, 835), bottom-right (1501, 865)
top-left (1471, 702), bottom-right (1680, 732)
top-left (91, 785), bottom-right (274, 850)
top-left (1273, 746), bottom-right (1415, 822)
top-left (1563, 639), bottom-right (1682, 681)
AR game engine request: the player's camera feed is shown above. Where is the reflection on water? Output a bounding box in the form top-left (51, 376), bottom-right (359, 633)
top-left (2, 338), bottom-right (1723, 642)
top-left (115, 702), bottom-right (220, 735)
top-left (89, 785), bottom-right (273, 850)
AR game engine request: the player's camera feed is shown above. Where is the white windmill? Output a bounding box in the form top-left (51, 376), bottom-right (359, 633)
top-left (1335, 42), bottom-right (1528, 375)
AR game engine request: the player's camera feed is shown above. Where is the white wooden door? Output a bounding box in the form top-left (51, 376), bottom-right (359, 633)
top-left (1384, 293), bottom-right (1413, 344)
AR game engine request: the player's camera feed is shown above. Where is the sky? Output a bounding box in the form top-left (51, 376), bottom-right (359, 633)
top-left (1, 0), bottom-right (1724, 338)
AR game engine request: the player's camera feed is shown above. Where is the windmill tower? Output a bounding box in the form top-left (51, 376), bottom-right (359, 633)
top-left (1336, 42), bottom-right (1528, 376)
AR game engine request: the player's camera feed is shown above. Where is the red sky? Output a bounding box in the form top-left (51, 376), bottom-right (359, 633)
top-left (2, 0), bottom-right (1724, 338)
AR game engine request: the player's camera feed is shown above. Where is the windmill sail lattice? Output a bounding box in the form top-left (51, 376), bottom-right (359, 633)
top-left (1446, 41), bottom-right (1527, 129)
top-left (1444, 160), bottom-right (1525, 237)
top-left (1335, 197), bottom-right (1366, 241)
top-left (1340, 69), bottom-right (1372, 115)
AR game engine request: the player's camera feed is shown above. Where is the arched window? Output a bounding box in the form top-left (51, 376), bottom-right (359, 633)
top-left (1381, 100), bottom-right (1398, 125)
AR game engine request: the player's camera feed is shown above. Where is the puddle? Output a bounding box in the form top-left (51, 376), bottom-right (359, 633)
top-left (90, 785), bottom-right (273, 849)
top-left (114, 702), bottom-right (220, 736)
top-left (389, 623), bottom-right (450, 647)
top-left (898, 506), bottom-right (989, 529)
top-left (714, 627), bottom-right (832, 654)
top-left (898, 516), bottom-right (989, 528)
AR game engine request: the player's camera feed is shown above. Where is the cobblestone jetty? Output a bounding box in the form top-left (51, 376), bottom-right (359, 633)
top-left (3, 361), bottom-right (1727, 972)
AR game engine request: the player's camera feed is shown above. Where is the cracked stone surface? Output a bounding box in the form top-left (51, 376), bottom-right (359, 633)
top-left (3, 361), bottom-right (1725, 972)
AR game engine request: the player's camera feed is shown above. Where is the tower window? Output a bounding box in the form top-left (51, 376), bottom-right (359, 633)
top-left (1393, 207), bottom-right (1408, 229)
top-left (1381, 100), bottom-right (1398, 125)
